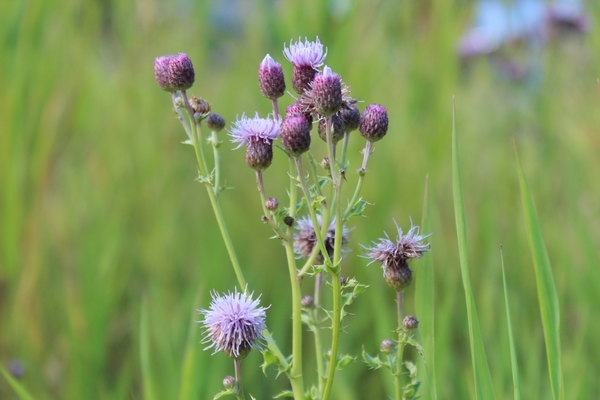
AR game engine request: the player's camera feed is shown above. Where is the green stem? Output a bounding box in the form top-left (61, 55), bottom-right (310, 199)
top-left (234, 358), bottom-right (246, 400)
top-left (210, 129), bottom-right (221, 196)
top-left (313, 272), bottom-right (325, 395)
top-left (255, 170), bottom-right (287, 240)
top-left (395, 290), bottom-right (405, 400)
top-left (344, 140), bottom-right (373, 218)
top-left (321, 115), bottom-right (345, 400)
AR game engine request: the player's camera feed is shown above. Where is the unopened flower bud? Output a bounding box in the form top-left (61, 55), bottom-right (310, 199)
top-left (340, 103), bottom-right (361, 132)
top-left (207, 113), bottom-right (226, 132)
top-left (189, 96), bottom-right (211, 115)
top-left (258, 54), bottom-right (286, 100)
top-left (384, 263), bottom-right (413, 291)
top-left (380, 338), bottom-right (396, 354)
top-left (340, 276), bottom-right (348, 286)
top-left (281, 114), bottom-right (311, 156)
top-left (403, 315), bottom-right (419, 331)
top-left (301, 295), bottom-right (314, 308)
top-left (321, 157), bottom-right (330, 170)
top-left (312, 66), bottom-right (342, 117)
top-left (265, 197), bottom-right (279, 211)
top-left (154, 53), bottom-right (195, 92)
top-left (283, 216), bottom-right (294, 227)
top-left (359, 104), bottom-right (388, 142)
top-left (318, 114), bottom-right (345, 144)
top-left (286, 102), bottom-right (313, 129)
top-left (223, 375), bottom-right (236, 389)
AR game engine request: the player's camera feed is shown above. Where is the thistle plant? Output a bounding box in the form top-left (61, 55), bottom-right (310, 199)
top-left (153, 37), bottom-right (431, 400)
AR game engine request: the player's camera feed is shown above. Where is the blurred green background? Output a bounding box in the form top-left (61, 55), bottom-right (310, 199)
top-left (1, 0), bottom-right (599, 398)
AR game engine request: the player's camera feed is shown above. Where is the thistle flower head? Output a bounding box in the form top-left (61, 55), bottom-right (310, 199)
top-left (258, 54), bottom-right (286, 100)
top-left (283, 37), bottom-right (327, 69)
top-left (364, 223), bottom-right (430, 271)
top-left (359, 104), bottom-right (389, 142)
top-left (229, 113), bottom-right (281, 170)
top-left (281, 114), bottom-right (311, 156)
top-left (310, 66), bottom-right (343, 116)
top-left (294, 215), bottom-right (350, 263)
top-left (199, 289), bottom-right (268, 359)
top-left (206, 113), bottom-right (226, 132)
top-left (340, 103), bottom-right (361, 133)
top-left (284, 37), bottom-right (327, 94)
top-left (153, 53), bottom-right (195, 92)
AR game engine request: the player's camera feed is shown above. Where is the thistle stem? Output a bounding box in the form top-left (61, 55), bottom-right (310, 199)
top-left (344, 140), bottom-right (373, 218)
top-left (256, 170), bottom-right (287, 240)
top-left (234, 358), bottom-right (245, 400)
top-left (313, 272), bottom-right (325, 395)
top-left (395, 290), bottom-right (405, 400)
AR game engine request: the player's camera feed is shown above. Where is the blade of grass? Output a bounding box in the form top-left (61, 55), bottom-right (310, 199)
top-left (0, 367), bottom-right (35, 400)
top-left (451, 99), bottom-right (496, 400)
top-left (178, 292), bottom-right (203, 400)
top-left (515, 143), bottom-right (564, 400)
top-left (500, 246), bottom-right (521, 400)
top-left (415, 174), bottom-right (437, 400)
top-left (140, 301), bottom-right (157, 400)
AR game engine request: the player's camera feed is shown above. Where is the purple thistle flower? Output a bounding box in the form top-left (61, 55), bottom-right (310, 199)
top-left (364, 222), bottom-right (430, 273)
top-left (153, 53), bottom-right (195, 92)
top-left (359, 104), bottom-right (389, 142)
top-left (283, 36), bottom-right (327, 69)
top-left (199, 289), bottom-right (269, 359)
top-left (311, 66), bottom-right (343, 117)
top-left (294, 215), bottom-right (350, 263)
top-left (229, 113), bottom-right (281, 170)
top-left (258, 54), bottom-right (286, 100)
top-left (284, 37), bottom-right (327, 95)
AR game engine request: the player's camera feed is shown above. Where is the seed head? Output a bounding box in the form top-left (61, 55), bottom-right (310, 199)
top-left (318, 114), bottom-right (345, 144)
top-left (199, 289), bottom-right (268, 359)
top-left (206, 113), bottom-right (226, 132)
top-left (229, 113), bottom-right (281, 170)
top-left (258, 54), bottom-right (286, 100)
top-left (154, 53), bottom-right (195, 92)
top-left (294, 215), bottom-right (350, 264)
top-left (359, 104), bottom-right (389, 142)
top-left (281, 114), bottom-right (311, 156)
top-left (284, 37), bottom-right (327, 94)
top-left (340, 103), bottom-right (361, 132)
top-left (311, 66), bottom-right (343, 117)
top-left (189, 96), bottom-right (211, 115)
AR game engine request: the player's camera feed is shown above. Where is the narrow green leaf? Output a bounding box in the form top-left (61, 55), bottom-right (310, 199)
top-left (140, 301), bottom-right (156, 400)
top-left (515, 146), bottom-right (564, 400)
top-left (178, 293), bottom-right (202, 400)
top-left (0, 367), bottom-right (35, 400)
top-left (451, 100), bottom-right (496, 400)
top-left (415, 174), bottom-right (437, 400)
top-left (500, 247), bottom-right (521, 400)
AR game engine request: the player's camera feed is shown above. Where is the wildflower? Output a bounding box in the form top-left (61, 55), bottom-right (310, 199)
top-left (311, 66), bottom-right (343, 117)
top-left (153, 53), bottom-right (195, 92)
top-left (229, 113), bottom-right (281, 170)
top-left (286, 102), bottom-right (313, 129)
top-left (281, 114), bottom-right (311, 156)
top-left (294, 215), bottom-right (350, 263)
top-left (284, 37), bottom-right (327, 94)
top-left (359, 104), bottom-right (389, 142)
top-left (258, 54), bottom-right (286, 100)
top-left (199, 289), bottom-right (269, 359)
top-left (364, 223), bottom-right (430, 291)
top-left (380, 338), bottom-right (396, 354)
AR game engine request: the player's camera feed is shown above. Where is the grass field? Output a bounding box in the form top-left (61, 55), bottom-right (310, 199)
top-left (1, 1), bottom-right (600, 399)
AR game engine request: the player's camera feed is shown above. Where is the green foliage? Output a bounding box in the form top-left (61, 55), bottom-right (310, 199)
top-left (2, 0), bottom-right (600, 399)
